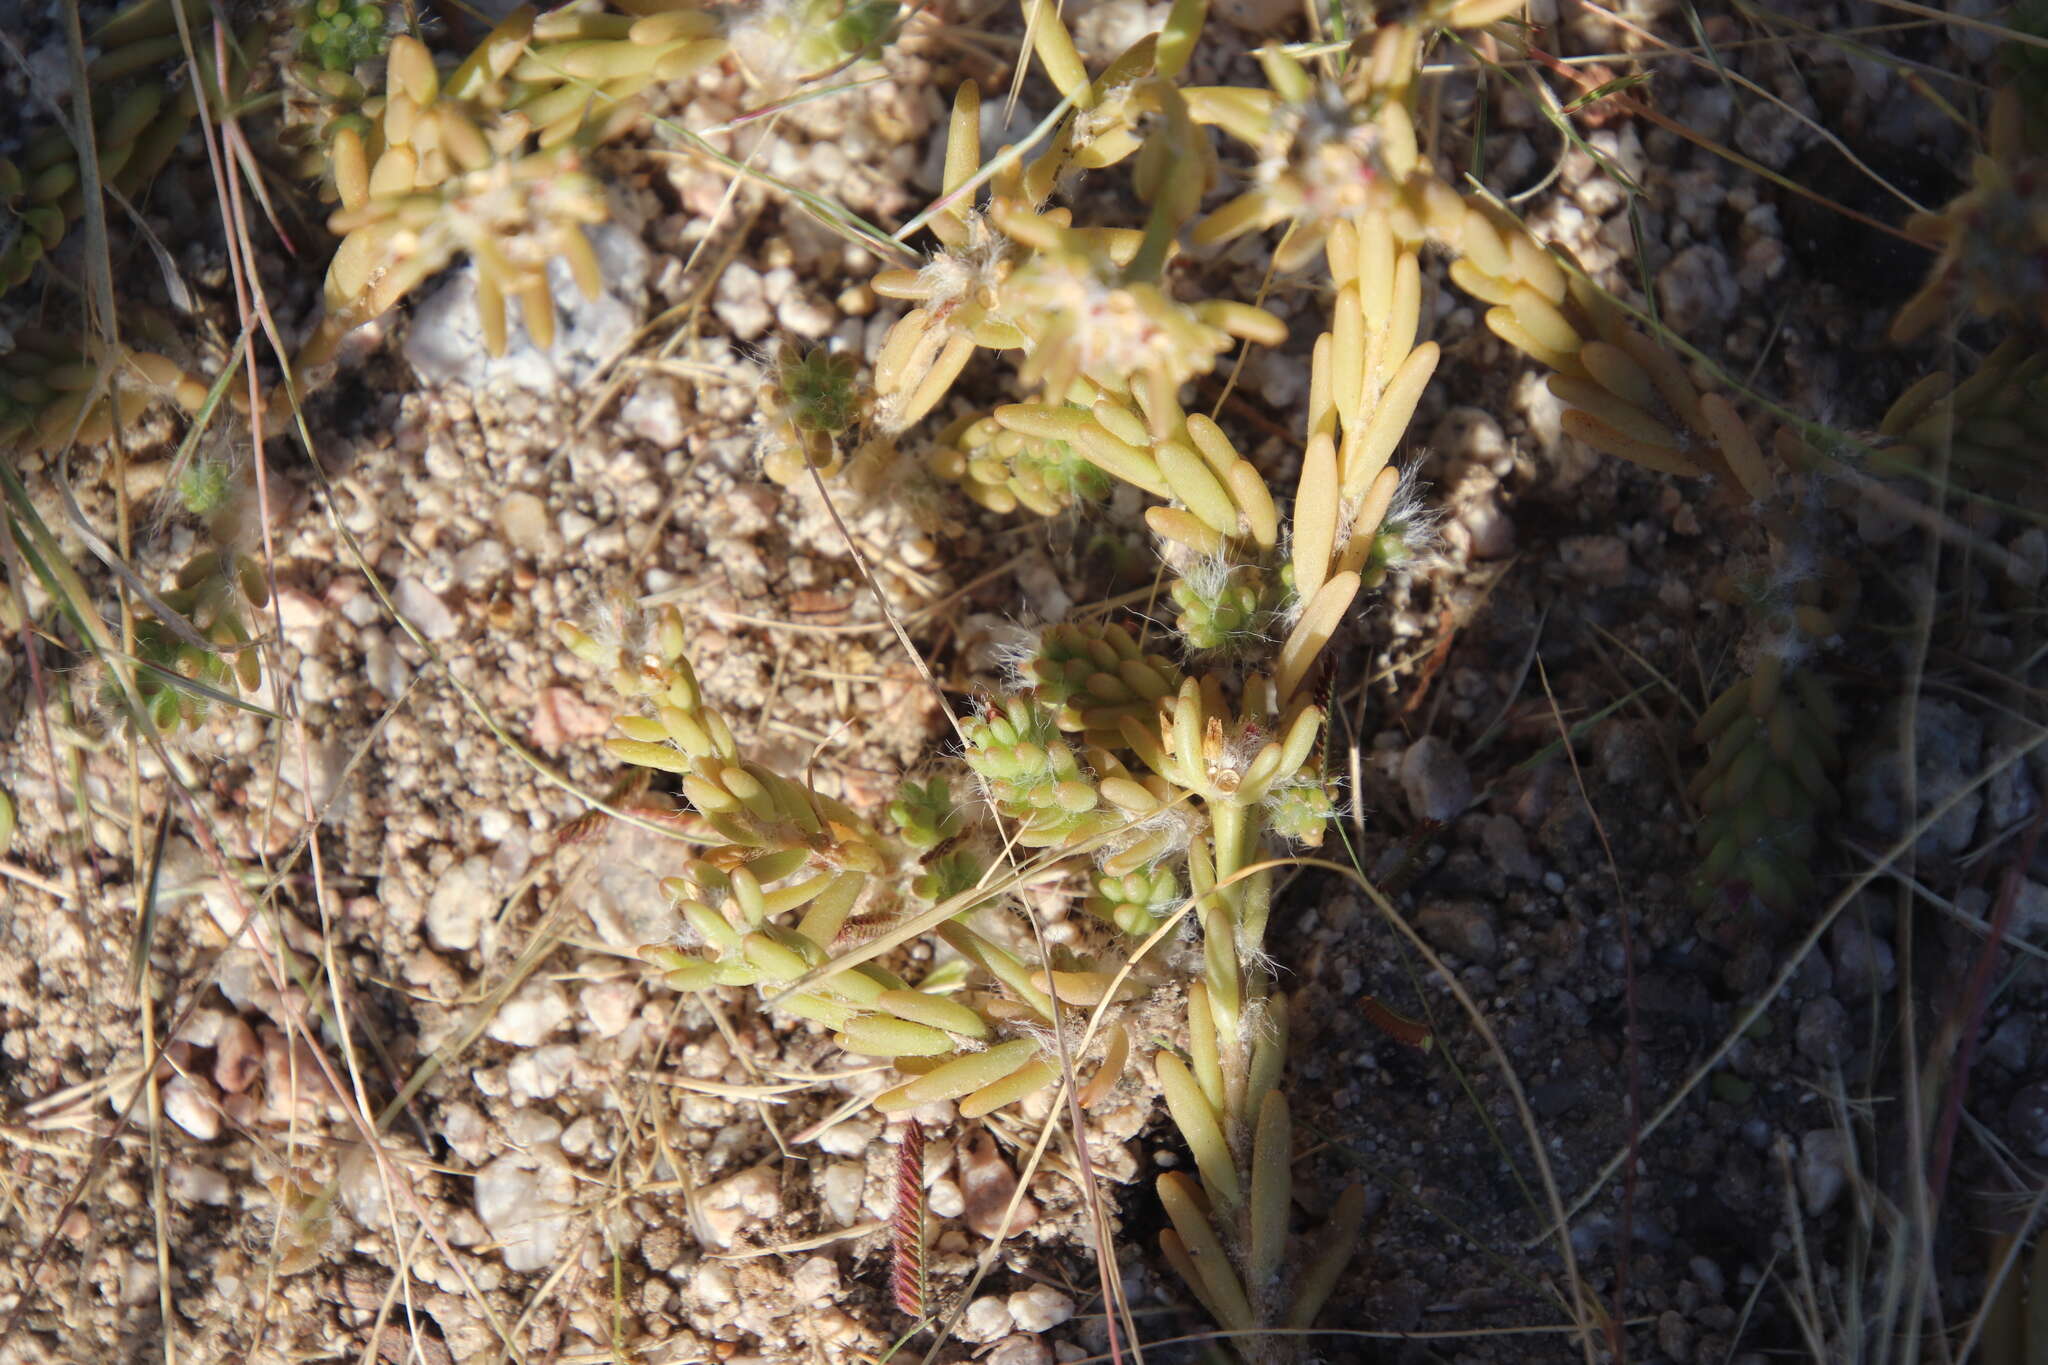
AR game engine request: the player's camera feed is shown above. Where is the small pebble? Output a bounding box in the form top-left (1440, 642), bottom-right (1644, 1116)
top-left (1795, 997), bottom-right (1851, 1068)
top-left (441, 1102), bottom-right (491, 1164)
top-left (488, 982), bottom-right (572, 1047)
top-left (1797, 1129), bottom-right (1850, 1215)
top-left (1658, 1308), bottom-right (1697, 1364)
top-left (959, 1295), bottom-right (1015, 1344)
top-left (1655, 243), bottom-right (1739, 337)
top-left (427, 855), bottom-right (494, 953)
top-left (927, 1176), bottom-right (966, 1219)
top-left (453, 539), bottom-right (510, 590)
top-left (474, 1155), bottom-right (575, 1272)
top-left (579, 980), bottom-right (640, 1039)
top-left (560, 1115), bottom-right (602, 1157)
top-left (497, 493), bottom-right (551, 556)
top-left (697, 1165), bottom-right (781, 1249)
top-left (1559, 535), bottom-right (1630, 587)
top-left (1400, 736), bottom-right (1473, 823)
top-left (1828, 914), bottom-right (1895, 996)
top-left (692, 1261), bottom-right (735, 1306)
top-left (212, 1015), bottom-right (262, 1094)
top-left (960, 1131), bottom-right (1039, 1241)
top-left (1008, 1285), bottom-right (1075, 1334)
top-left (167, 1161), bottom-right (232, 1206)
top-left (1461, 493), bottom-right (1516, 559)
top-left (506, 1043), bottom-right (578, 1101)
top-left (1416, 902), bottom-right (1500, 964)
top-left (1689, 1255), bottom-right (1725, 1300)
top-left (1845, 699), bottom-right (1985, 857)
top-left (987, 1335), bottom-right (1055, 1365)
top-left (815, 1117), bottom-right (879, 1157)
top-left (620, 381), bottom-right (687, 447)
top-left (1983, 1013), bottom-right (2033, 1073)
top-left (363, 630), bottom-right (411, 699)
top-left (2007, 1081), bottom-right (2048, 1158)
top-left (506, 1109), bottom-right (563, 1147)
top-left (1479, 814), bottom-right (1542, 882)
top-left (713, 262), bottom-right (773, 340)
top-left (790, 1255), bottom-right (839, 1304)
top-left (163, 1075), bottom-right (220, 1142)
top-left (820, 1162), bottom-right (865, 1226)
top-left (393, 577), bottom-right (459, 641)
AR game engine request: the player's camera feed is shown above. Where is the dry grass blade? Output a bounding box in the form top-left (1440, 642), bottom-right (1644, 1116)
top-left (0, 3), bottom-right (2031, 1362)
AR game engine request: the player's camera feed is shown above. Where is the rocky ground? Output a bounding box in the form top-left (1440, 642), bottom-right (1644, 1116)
top-left (2, 1), bottom-right (2045, 1364)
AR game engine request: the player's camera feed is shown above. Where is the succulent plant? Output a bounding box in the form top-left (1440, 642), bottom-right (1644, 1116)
top-left (759, 344), bottom-right (870, 485)
top-left (1893, 86), bottom-right (2048, 344)
top-left (298, 0), bottom-right (392, 73)
top-left (20, 0), bottom-right (2007, 1352)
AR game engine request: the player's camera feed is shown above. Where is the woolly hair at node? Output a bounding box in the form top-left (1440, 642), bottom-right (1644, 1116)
top-left (984, 623), bottom-right (1049, 696)
top-left (580, 592), bottom-right (650, 657)
top-left (1365, 460), bottom-right (1446, 572)
top-left (1096, 798), bottom-right (1200, 868)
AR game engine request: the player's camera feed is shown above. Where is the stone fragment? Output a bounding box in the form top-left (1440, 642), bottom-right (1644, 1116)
top-left (167, 1161), bottom-right (231, 1206)
top-left (1845, 699), bottom-right (1984, 857)
top-left (1795, 997), bottom-right (1851, 1068)
top-left (988, 1336), bottom-right (1054, 1365)
top-left (820, 1161), bottom-right (865, 1227)
top-left (1559, 534), bottom-right (1629, 587)
top-left (487, 982), bottom-right (571, 1047)
top-left (497, 493), bottom-right (551, 556)
top-left (427, 855), bottom-right (494, 952)
top-left (453, 539), bottom-right (510, 590)
top-left (959, 1295), bottom-right (1015, 1344)
top-left (1797, 1129), bottom-right (1849, 1214)
top-left (579, 980), bottom-right (640, 1039)
top-left (696, 1165), bottom-right (781, 1249)
top-left (2008, 1081), bottom-right (2048, 1158)
top-left (212, 1015), bottom-right (262, 1094)
top-left (1656, 244), bottom-right (1738, 337)
top-left (474, 1153), bottom-right (576, 1272)
top-left (790, 1255), bottom-right (839, 1305)
top-left (1400, 736), bottom-right (1473, 823)
top-left (506, 1043), bottom-right (578, 1101)
top-left (1008, 1285), bottom-right (1075, 1333)
top-left (1416, 902), bottom-right (1501, 964)
top-left (1479, 814), bottom-right (1542, 882)
top-left (393, 577), bottom-right (459, 641)
top-left (164, 1074), bottom-right (221, 1141)
top-left (960, 1130), bottom-right (1039, 1240)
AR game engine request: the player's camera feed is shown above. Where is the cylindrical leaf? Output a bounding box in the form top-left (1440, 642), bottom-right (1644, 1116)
top-left (1156, 1050), bottom-right (1240, 1209)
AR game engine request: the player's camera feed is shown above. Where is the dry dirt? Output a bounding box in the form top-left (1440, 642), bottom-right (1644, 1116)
top-left (2, 3), bottom-right (2045, 1365)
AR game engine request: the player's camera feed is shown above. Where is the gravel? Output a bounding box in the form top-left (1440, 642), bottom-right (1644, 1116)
top-left (1846, 698), bottom-right (1987, 857)
top-left (0, 9), bottom-right (2031, 1365)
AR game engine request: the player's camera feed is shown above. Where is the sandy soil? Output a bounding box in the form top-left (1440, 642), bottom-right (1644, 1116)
top-left (2, 2), bottom-right (2044, 1364)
